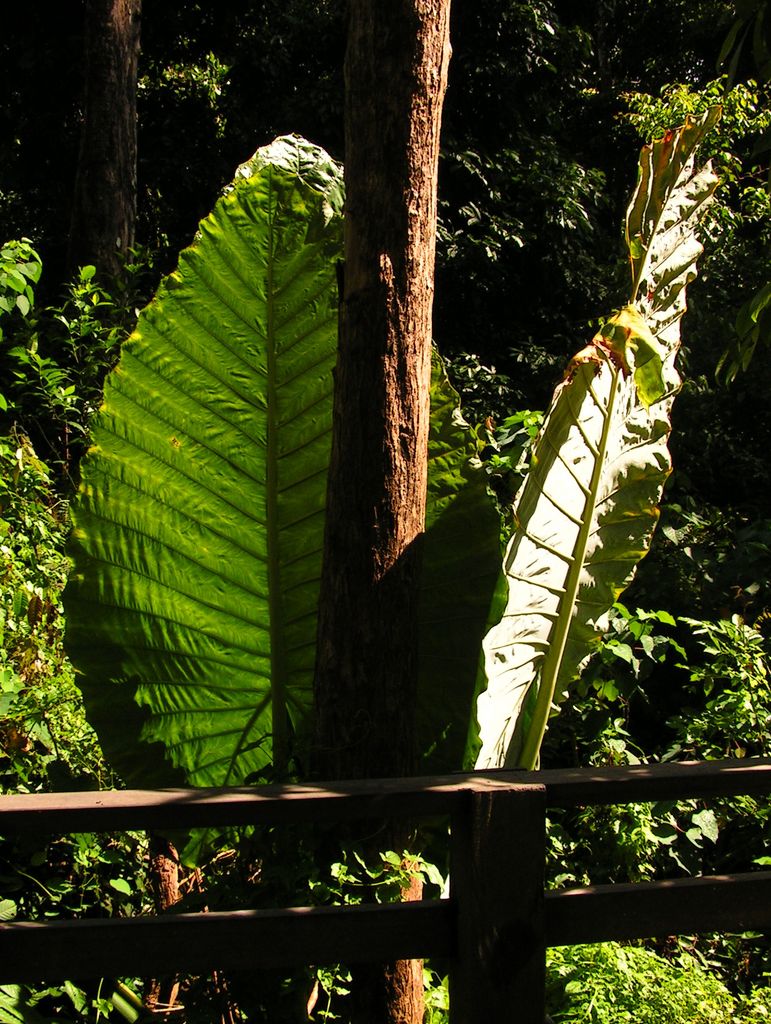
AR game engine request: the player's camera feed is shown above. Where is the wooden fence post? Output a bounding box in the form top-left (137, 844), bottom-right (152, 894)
top-left (449, 780), bottom-right (546, 1024)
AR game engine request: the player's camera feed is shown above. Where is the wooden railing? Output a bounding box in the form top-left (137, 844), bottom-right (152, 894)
top-left (1, 758), bottom-right (770, 1023)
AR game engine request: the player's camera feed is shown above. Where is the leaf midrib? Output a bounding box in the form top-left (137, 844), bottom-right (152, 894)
top-left (516, 360), bottom-right (619, 770)
top-left (266, 170), bottom-right (289, 774)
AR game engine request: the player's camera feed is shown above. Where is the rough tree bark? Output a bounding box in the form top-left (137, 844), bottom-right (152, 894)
top-left (314, 0), bottom-right (451, 782)
top-left (68, 0), bottom-right (141, 279)
top-left (313, 2), bottom-right (451, 1022)
top-left (145, 836), bottom-right (182, 1021)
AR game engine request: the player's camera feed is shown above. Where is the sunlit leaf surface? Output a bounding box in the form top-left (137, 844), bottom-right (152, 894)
top-left (476, 111), bottom-right (720, 770)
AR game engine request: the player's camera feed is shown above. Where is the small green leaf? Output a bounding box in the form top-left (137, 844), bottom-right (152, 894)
top-left (691, 808), bottom-right (719, 843)
top-left (109, 877), bottom-right (132, 895)
top-left (0, 899), bottom-right (17, 922)
top-left (685, 826), bottom-right (704, 846)
top-left (640, 634), bottom-right (655, 657)
top-left (424, 861), bottom-right (445, 889)
top-left (599, 679), bottom-right (620, 700)
top-left (63, 981), bottom-right (87, 1014)
top-left (4, 269), bottom-right (26, 294)
top-left (0, 984), bottom-right (52, 1023)
top-left (606, 641), bottom-right (635, 664)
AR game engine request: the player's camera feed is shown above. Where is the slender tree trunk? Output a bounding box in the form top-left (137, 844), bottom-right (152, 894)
top-left (68, 0), bottom-right (141, 279)
top-left (314, 2), bottom-right (451, 1021)
top-left (315, 0), bottom-right (452, 781)
top-left (145, 837), bottom-right (182, 1021)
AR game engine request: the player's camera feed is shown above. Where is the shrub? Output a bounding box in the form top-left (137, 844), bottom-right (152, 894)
top-left (546, 942), bottom-right (737, 1024)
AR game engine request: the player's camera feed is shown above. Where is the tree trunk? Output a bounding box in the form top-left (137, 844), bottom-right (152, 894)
top-left (314, 0), bottom-right (452, 781)
top-left (68, 0), bottom-right (141, 279)
top-left (314, 2), bottom-right (451, 1021)
top-left (145, 837), bottom-right (182, 1021)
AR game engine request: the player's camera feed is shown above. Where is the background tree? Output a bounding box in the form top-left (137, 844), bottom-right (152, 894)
top-left (67, 0), bottom-right (142, 279)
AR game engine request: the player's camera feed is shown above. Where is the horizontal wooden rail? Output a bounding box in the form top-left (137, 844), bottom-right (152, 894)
top-left (0, 900), bottom-right (455, 984)
top-left (6, 874), bottom-right (767, 984)
top-left (536, 757), bottom-right (771, 807)
top-left (546, 871), bottom-right (771, 945)
top-left (2, 759), bottom-right (769, 832)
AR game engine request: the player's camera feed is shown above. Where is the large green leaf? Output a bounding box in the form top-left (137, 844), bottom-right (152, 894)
top-left (64, 136), bottom-right (343, 787)
top-left (65, 135), bottom-right (502, 788)
top-left (476, 111), bottom-right (720, 770)
top-left (417, 359), bottom-right (503, 772)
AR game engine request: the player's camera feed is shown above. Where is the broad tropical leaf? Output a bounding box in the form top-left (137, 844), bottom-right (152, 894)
top-left (476, 111), bottom-right (720, 770)
top-left (64, 136), bottom-right (344, 787)
top-left (417, 359), bottom-right (503, 772)
top-left (65, 134), bottom-right (502, 789)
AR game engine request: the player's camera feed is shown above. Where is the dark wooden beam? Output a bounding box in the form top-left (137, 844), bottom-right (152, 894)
top-left (0, 778), bottom-right (460, 832)
top-left (546, 871), bottom-right (771, 945)
top-left (1, 760), bottom-right (768, 833)
top-left (539, 758), bottom-right (771, 808)
top-left (0, 900), bottom-right (455, 984)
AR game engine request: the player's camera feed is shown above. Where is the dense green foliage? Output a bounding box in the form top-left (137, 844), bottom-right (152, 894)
top-left (0, 433), bottom-right (149, 1022)
top-left (0, 435), bottom-right (106, 794)
top-left (546, 942), bottom-right (771, 1024)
